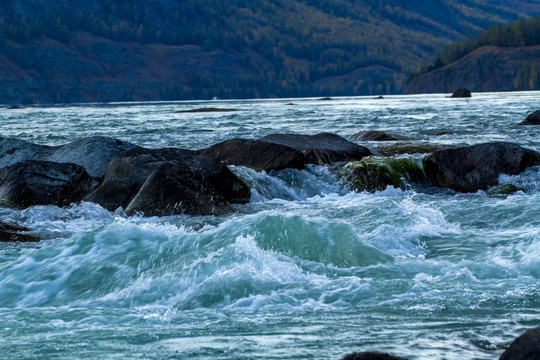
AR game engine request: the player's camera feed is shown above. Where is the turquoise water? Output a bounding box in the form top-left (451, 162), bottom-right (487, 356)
top-left (0, 93), bottom-right (539, 359)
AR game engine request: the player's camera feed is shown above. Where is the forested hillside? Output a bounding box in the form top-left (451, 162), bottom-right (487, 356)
top-left (406, 15), bottom-right (540, 94)
top-left (0, 0), bottom-right (539, 103)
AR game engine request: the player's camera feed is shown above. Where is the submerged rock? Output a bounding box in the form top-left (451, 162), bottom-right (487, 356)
top-left (341, 351), bottom-right (408, 360)
top-left (86, 147), bottom-right (250, 216)
top-left (0, 136), bottom-right (139, 178)
top-left (0, 221), bottom-right (39, 242)
top-left (201, 138), bottom-right (306, 171)
top-left (377, 142), bottom-right (448, 156)
top-left (352, 130), bottom-right (413, 142)
top-left (423, 142), bottom-right (540, 192)
top-left (499, 328), bottom-right (540, 360)
top-left (486, 184), bottom-right (521, 195)
top-left (0, 160), bottom-right (96, 208)
top-left (450, 87), bottom-right (471, 98)
top-left (260, 133), bottom-right (372, 165)
top-left (173, 107), bottom-right (237, 113)
top-left (340, 156), bottom-right (425, 192)
top-left (518, 110), bottom-right (540, 125)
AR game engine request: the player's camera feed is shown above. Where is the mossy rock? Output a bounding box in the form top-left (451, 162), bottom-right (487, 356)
top-left (340, 156), bottom-right (425, 192)
top-left (486, 184), bottom-right (521, 195)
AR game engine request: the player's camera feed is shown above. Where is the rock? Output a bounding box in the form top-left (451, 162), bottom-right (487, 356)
top-left (201, 138), bottom-right (306, 172)
top-left (423, 142), bottom-right (540, 192)
top-left (518, 110), bottom-right (540, 125)
top-left (450, 87), bottom-right (471, 98)
top-left (341, 351), bottom-right (408, 360)
top-left (428, 130), bottom-right (454, 136)
top-left (85, 147), bottom-right (250, 214)
top-left (173, 107), bottom-right (237, 113)
top-left (318, 97), bottom-right (333, 100)
top-left (0, 160), bottom-right (96, 208)
top-left (374, 96), bottom-right (384, 99)
top-left (0, 136), bottom-right (139, 178)
top-left (260, 133), bottom-right (372, 165)
top-left (487, 184), bottom-right (521, 195)
top-left (0, 221), bottom-right (40, 242)
top-left (340, 156), bottom-right (425, 192)
top-left (125, 163), bottom-right (234, 216)
top-left (499, 328), bottom-right (540, 360)
top-left (352, 130), bottom-right (413, 142)
top-left (377, 142), bottom-right (449, 156)
top-left (7, 106), bottom-right (25, 109)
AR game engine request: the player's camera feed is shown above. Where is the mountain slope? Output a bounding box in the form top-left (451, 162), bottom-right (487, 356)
top-left (0, 0), bottom-right (538, 103)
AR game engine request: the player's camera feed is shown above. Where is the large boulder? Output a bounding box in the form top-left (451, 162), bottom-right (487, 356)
top-left (85, 147), bottom-right (250, 215)
top-left (352, 130), bottom-right (413, 142)
top-left (0, 160), bottom-right (96, 208)
top-left (0, 136), bottom-right (139, 178)
top-left (340, 156), bottom-right (425, 192)
top-left (0, 221), bottom-right (40, 242)
top-left (377, 142), bottom-right (449, 156)
top-left (260, 132), bottom-right (372, 164)
top-left (518, 110), bottom-right (540, 125)
top-left (450, 87), bottom-right (471, 98)
top-left (201, 138), bottom-right (306, 172)
top-left (499, 328), bottom-right (540, 360)
top-left (341, 352), bottom-right (408, 360)
top-left (423, 142), bottom-right (540, 192)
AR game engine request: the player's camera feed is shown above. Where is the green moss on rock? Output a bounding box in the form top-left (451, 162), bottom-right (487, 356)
top-left (340, 156), bottom-right (426, 192)
top-left (486, 184), bottom-right (521, 195)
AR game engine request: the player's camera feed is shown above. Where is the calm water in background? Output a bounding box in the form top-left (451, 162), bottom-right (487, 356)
top-left (0, 92), bottom-right (539, 359)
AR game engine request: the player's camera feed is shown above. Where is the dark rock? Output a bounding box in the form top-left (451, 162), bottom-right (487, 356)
top-left (285, 103), bottom-right (295, 105)
top-left (318, 97), bottom-right (333, 100)
top-left (518, 110), bottom-right (540, 125)
top-left (202, 138), bottom-right (306, 172)
top-left (423, 142), bottom-right (540, 192)
top-left (0, 221), bottom-right (40, 242)
top-left (0, 160), bottom-right (96, 208)
top-left (499, 328), bottom-right (540, 360)
top-left (353, 130), bottom-right (414, 142)
top-left (450, 87), bottom-right (472, 98)
top-left (374, 96), bottom-right (384, 99)
top-left (7, 106), bottom-right (25, 109)
top-left (340, 156), bottom-right (425, 192)
top-left (377, 142), bottom-right (449, 156)
top-left (429, 130), bottom-right (454, 136)
top-left (173, 107), bottom-right (237, 113)
top-left (260, 133), bottom-right (372, 165)
top-left (487, 184), bottom-right (521, 195)
top-left (125, 163), bottom-right (234, 216)
top-left (0, 136), bottom-right (139, 178)
top-left (341, 351), bottom-right (408, 360)
top-left (85, 147), bottom-right (250, 214)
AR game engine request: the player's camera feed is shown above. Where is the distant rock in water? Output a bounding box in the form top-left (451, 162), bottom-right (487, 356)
top-left (499, 328), bottom-right (540, 360)
top-left (201, 138), bottom-right (306, 172)
top-left (173, 107), bottom-right (238, 113)
top-left (7, 106), bottom-right (25, 110)
top-left (450, 87), bottom-right (472, 98)
top-left (428, 130), bottom-right (454, 136)
top-left (260, 133), bottom-right (372, 165)
top-left (341, 351), bottom-right (409, 360)
top-left (374, 95), bottom-right (384, 99)
top-left (353, 130), bottom-right (413, 142)
top-left (518, 110), bottom-right (540, 125)
top-left (318, 97), bottom-right (333, 101)
top-left (377, 142), bottom-right (448, 156)
top-left (422, 142), bottom-right (540, 192)
top-left (0, 160), bottom-right (96, 208)
top-left (340, 156), bottom-right (425, 192)
top-left (0, 221), bottom-right (39, 242)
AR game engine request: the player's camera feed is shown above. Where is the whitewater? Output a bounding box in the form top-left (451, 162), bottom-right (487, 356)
top-left (0, 92), bottom-right (539, 359)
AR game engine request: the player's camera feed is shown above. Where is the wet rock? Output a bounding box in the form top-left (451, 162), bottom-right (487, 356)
top-left (341, 351), bottom-right (408, 360)
top-left (0, 160), bottom-right (96, 208)
top-left (173, 107), bottom-right (237, 113)
top-left (374, 96), bottom-right (384, 99)
top-left (377, 142), bottom-right (449, 156)
top-left (201, 138), bottom-right (306, 172)
top-left (487, 184), bottom-right (521, 195)
top-left (340, 156), bottom-right (425, 192)
top-left (7, 106), bottom-right (25, 109)
top-left (450, 87), bottom-right (471, 98)
top-left (429, 130), bottom-right (454, 136)
top-left (0, 221), bottom-right (40, 242)
top-left (125, 163), bottom-right (234, 216)
top-left (423, 142), bottom-right (540, 192)
top-left (352, 130), bottom-right (413, 142)
top-left (318, 97), bottom-right (333, 101)
top-left (518, 110), bottom-right (540, 125)
top-left (86, 147), bottom-right (250, 214)
top-left (0, 136), bottom-right (139, 178)
top-left (499, 328), bottom-right (540, 360)
top-left (260, 133), bottom-right (372, 165)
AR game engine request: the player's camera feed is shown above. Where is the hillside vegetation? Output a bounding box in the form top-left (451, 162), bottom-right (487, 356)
top-left (0, 0), bottom-right (539, 103)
